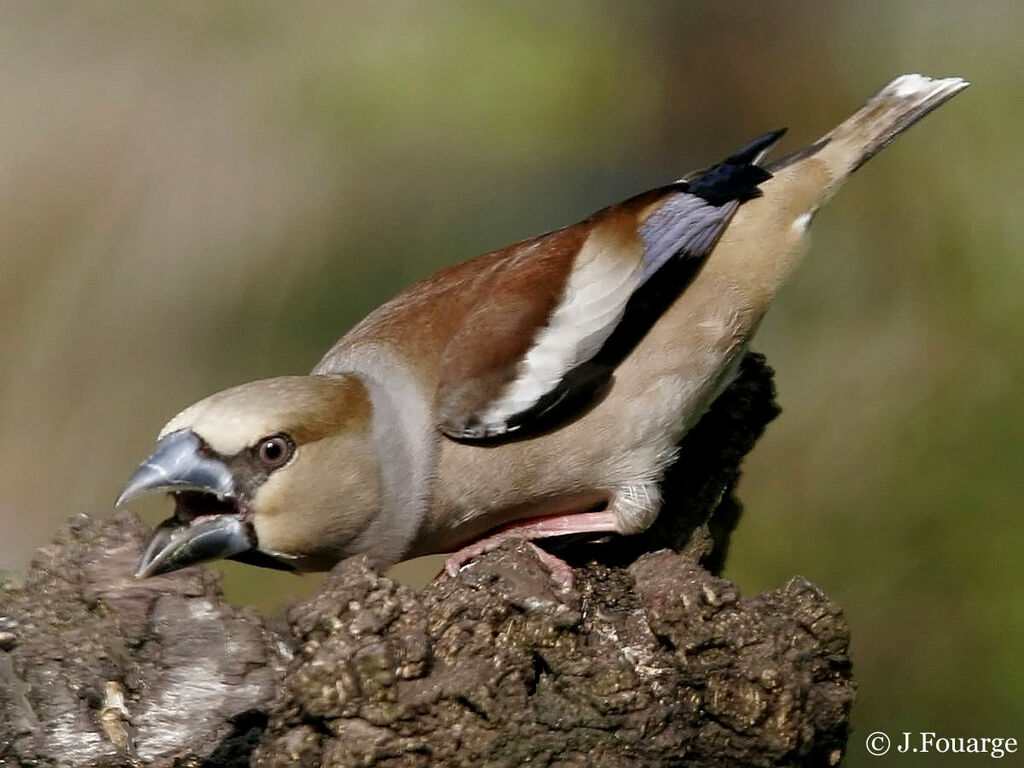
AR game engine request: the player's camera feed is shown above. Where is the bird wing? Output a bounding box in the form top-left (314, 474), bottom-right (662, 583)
top-left (438, 129), bottom-right (784, 440)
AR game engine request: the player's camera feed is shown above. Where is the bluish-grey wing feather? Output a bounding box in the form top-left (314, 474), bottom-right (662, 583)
top-left (638, 196), bottom-right (740, 284)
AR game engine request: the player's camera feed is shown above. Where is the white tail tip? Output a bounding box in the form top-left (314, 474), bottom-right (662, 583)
top-left (878, 73), bottom-right (970, 101)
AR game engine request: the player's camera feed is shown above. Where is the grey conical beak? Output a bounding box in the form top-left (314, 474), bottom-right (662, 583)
top-left (135, 513), bottom-right (253, 578)
top-left (117, 429), bottom-right (251, 578)
top-left (116, 429), bottom-right (235, 507)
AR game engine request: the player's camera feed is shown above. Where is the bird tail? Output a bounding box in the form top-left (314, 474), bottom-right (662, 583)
top-left (770, 73), bottom-right (969, 192)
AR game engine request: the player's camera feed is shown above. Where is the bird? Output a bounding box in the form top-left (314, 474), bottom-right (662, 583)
top-left (117, 73), bottom-right (968, 585)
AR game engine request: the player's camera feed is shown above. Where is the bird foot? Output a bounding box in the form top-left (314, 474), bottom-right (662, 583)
top-left (442, 511), bottom-right (619, 590)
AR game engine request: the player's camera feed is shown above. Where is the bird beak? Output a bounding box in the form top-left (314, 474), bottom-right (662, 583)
top-left (116, 429), bottom-right (254, 578)
top-left (115, 429), bottom-right (235, 507)
top-left (134, 512), bottom-right (253, 578)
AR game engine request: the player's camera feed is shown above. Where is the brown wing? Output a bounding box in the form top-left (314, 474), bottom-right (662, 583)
top-left (438, 129), bottom-right (785, 440)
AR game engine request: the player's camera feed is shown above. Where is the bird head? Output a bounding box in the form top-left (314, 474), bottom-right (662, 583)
top-left (117, 375), bottom-right (383, 578)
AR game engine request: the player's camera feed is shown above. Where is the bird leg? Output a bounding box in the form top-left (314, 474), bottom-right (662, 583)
top-left (443, 511), bottom-right (619, 589)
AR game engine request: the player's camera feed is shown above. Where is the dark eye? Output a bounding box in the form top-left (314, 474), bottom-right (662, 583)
top-left (255, 434), bottom-right (294, 469)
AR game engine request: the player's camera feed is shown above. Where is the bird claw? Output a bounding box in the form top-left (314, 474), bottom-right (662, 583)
top-left (443, 540), bottom-right (574, 591)
top-left (442, 510), bottom-right (619, 588)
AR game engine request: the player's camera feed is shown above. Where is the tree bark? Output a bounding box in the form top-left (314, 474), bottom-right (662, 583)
top-left (0, 353), bottom-right (854, 767)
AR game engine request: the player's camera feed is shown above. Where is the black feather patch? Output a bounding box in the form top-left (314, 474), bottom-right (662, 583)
top-left (724, 128), bottom-right (787, 165)
top-left (686, 128), bottom-right (785, 206)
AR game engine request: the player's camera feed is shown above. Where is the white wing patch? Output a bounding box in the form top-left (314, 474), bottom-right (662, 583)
top-left (472, 229), bottom-right (641, 434)
top-left (449, 189), bottom-right (743, 439)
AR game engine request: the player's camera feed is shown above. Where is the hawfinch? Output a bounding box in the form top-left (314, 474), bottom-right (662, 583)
top-left (118, 74), bottom-right (967, 581)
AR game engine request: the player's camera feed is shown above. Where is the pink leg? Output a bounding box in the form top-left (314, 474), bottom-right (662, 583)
top-left (444, 511), bottom-right (619, 588)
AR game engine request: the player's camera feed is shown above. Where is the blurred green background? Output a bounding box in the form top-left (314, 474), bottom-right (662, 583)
top-left (0, 2), bottom-right (1019, 765)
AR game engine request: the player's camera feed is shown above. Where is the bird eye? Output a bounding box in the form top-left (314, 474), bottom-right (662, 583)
top-left (255, 434), bottom-right (294, 469)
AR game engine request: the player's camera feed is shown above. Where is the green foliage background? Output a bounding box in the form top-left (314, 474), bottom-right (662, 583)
top-left (0, 3), bottom-right (1019, 764)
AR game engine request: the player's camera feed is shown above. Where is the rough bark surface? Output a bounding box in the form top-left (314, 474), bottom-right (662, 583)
top-left (0, 512), bottom-right (287, 768)
top-left (0, 353), bottom-right (855, 767)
